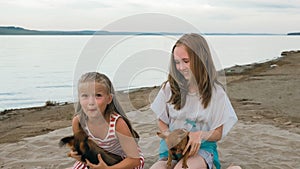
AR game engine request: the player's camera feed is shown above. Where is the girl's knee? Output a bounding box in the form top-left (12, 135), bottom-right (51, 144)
top-left (175, 155), bottom-right (207, 169)
top-left (149, 161), bottom-right (168, 169)
top-left (150, 160), bottom-right (178, 169)
top-left (227, 166), bottom-right (242, 169)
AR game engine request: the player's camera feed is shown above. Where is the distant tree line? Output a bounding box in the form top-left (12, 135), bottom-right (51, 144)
top-left (287, 32), bottom-right (300, 35)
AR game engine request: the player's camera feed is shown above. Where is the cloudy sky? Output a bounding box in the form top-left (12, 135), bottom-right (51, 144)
top-left (1, 0), bottom-right (300, 33)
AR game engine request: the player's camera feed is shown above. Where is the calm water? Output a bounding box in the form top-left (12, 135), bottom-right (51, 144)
top-left (0, 35), bottom-right (299, 111)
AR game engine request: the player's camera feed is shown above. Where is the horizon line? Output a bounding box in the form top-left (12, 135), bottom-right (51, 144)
top-left (0, 26), bottom-right (294, 35)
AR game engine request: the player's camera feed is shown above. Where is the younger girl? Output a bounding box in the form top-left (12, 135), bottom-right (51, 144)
top-left (69, 72), bottom-right (144, 169)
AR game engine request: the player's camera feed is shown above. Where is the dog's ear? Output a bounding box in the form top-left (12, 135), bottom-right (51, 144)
top-left (157, 132), bottom-right (167, 139)
top-left (59, 136), bottom-right (74, 147)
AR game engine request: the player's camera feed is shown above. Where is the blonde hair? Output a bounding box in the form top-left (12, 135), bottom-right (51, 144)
top-left (76, 72), bottom-right (139, 140)
top-left (166, 33), bottom-right (222, 109)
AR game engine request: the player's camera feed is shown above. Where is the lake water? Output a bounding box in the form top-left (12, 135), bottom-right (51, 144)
top-left (0, 35), bottom-right (299, 111)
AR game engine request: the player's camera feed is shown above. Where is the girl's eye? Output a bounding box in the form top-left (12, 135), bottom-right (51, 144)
top-left (183, 59), bottom-right (190, 63)
top-left (95, 94), bottom-right (102, 98)
top-left (80, 94), bottom-right (88, 98)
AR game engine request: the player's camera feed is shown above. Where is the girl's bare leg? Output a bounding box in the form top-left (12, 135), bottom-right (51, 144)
top-left (150, 160), bottom-right (177, 169)
top-left (174, 155), bottom-right (207, 169)
top-left (227, 165), bottom-right (242, 169)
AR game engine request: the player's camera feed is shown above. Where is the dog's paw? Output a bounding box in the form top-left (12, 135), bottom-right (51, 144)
top-left (182, 163), bottom-right (189, 169)
top-left (166, 160), bottom-right (172, 168)
top-left (166, 165), bottom-right (172, 169)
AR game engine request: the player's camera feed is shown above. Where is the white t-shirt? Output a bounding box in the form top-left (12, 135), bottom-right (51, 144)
top-left (151, 82), bottom-right (237, 139)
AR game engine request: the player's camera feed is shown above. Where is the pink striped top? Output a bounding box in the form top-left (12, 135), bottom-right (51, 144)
top-left (72, 113), bottom-right (144, 169)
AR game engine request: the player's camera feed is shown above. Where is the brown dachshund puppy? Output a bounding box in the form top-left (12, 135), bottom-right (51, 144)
top-left (157, 129), bottom-right (190, 169)
top-left (59, 126), bottom-right (123, 166)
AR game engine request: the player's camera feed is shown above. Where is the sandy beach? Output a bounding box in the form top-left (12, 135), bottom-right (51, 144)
top-left (0, 51), bottom-right (299, 169)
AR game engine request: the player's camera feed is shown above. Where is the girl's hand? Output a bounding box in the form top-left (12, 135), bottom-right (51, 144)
top-left (69, 150), bottom-right (81, 161)
top-left (183, 131), bottom-right (202, 157)
top-left (86, 154), bottom-right (109, 169)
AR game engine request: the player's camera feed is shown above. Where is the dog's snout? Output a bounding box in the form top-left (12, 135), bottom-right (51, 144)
top-left (170, 147), bottom-right (176, 151)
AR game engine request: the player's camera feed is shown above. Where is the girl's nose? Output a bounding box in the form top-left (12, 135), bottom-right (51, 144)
top-left (178, 62), bottom-right (186, 71)
top-left (88, 96), bottom-right (96, 105)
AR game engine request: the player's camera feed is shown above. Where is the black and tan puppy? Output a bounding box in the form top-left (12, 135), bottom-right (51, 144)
top-left (157, 129), bottom-right (190, 169)
top-left (59, 126), bottom-right (123, 166)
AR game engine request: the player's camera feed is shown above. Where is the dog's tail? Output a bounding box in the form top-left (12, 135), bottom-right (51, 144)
top-left (59, 136), bottom-right (74, 147)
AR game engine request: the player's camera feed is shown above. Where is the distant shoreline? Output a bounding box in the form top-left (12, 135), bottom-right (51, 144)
top-left (0, 26), bottom-right (286, 36)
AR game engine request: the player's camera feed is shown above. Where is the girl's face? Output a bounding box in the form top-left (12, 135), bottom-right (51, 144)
top-left (173, 45), bottom-right (191, 80)
top-left (79, 82), bottom-right (112, 118)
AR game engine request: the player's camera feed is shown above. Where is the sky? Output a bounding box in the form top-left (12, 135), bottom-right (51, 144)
top-left (1, 0), bottom-right (300, 34)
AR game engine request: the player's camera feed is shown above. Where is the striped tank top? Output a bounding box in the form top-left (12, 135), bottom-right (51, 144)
top-left (72, 113), bottom-right (144, 169)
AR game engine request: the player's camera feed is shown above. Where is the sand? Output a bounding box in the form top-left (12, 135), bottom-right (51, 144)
top-left (0, 51), bottom-right (299, 169)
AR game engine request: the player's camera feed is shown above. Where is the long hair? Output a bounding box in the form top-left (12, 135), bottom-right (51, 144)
top-left (75, 72), bottom-right (139, 141)
top-left (167, 33), bottom-right (222, 109)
